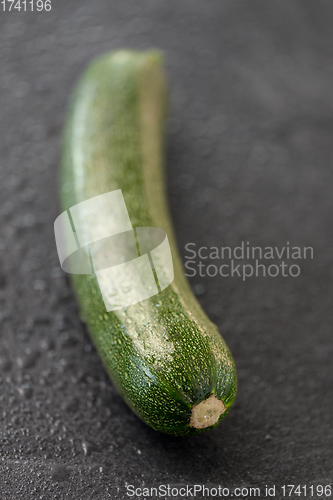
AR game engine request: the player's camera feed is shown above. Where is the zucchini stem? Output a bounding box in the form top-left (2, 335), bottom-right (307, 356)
top-left (190, 395), bottom-right (226, 429)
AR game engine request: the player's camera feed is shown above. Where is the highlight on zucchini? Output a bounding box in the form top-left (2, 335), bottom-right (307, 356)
top-left (55, 49), bottom-right (237, 436)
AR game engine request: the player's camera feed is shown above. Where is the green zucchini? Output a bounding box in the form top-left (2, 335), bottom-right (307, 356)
top-left (59, 49), bottom-right (237, 437)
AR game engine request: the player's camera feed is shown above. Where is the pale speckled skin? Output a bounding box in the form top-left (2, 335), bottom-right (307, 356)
top-left (60, 50), bottom-right (237, 436)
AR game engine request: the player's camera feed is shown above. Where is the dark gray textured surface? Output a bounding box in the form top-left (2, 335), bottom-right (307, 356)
top-left (0, 1), bottom-right (332, 498)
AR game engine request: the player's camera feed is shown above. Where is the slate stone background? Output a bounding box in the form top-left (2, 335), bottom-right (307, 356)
top-left (0, 1), bottom-right (332, 499)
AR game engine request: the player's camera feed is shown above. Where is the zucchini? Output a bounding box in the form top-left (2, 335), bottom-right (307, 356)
top-left (59, 49), bottom-right (237, 436)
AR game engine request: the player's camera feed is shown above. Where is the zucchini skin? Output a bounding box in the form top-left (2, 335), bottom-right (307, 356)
top-left (60, 50), bottom-right (237, 437)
